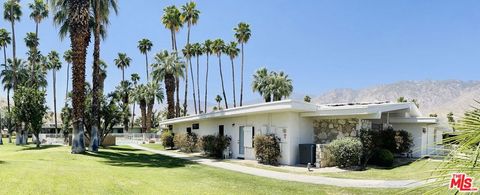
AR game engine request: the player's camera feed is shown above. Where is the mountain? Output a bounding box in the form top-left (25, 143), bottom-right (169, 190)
top-left (313, 80), bottom-right (480, 128)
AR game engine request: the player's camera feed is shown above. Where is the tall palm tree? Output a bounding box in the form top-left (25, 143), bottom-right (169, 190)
top-left (29, 0), bottom-right (49, 37)
top-left (226, 41), bottom-right (239, 107)
top-left (47, 51), bottom-right (62, 134)
top-left (133, 84), bottom-right (147, 132)
top-left (234, 22), bottom-right (251, 107)
top-left (130, 73), bottom-right (140, 128)
top-left (192, 42), bottom-right (203, 113)
top-left (3, 0), bottom-right (22, 90)
top-left (151, 50), bottom-right (184, 119)
top-left (66, 0), bottom-right (91, 154)
top-left (212, 39), bottom-right (228, 109)
top-left (63, 50), bottom-right (72, 102)
top-left (91, 0), bottom-right (118, 152)
top-left (0, 29), bottom-right (11, 67)
top-left (181, 1), bottom-right (199, 46)
top-left (203, 39), bottom-right (212, 112)
top-left (137, 38), bottom-right (153, 81)
top-left (0, 29), bottom-right (11, 142)
top-left (24, 32), bottom-right (40, 84)
top-left (162, 5), bottom-right (182, 117)
top-left (114, 53), bottom-right (131, 82)
top-left (271, 71), bottom-right (293, 101)
top-left (182, 43), bottom-right (196, 115)
top-left (145, 82), bottom-right (163, 132)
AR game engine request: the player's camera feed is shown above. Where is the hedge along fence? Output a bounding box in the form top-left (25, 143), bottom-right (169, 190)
top-left (254, 134), bottom-right (281, 165)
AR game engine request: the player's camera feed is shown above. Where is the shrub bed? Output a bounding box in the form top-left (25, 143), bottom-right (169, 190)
top-left (160, 130), bottom-right (175, 149)
top-left (370, 148), bottom-right (394, 167)
top-left (254, 134), bottom-right (281, 165)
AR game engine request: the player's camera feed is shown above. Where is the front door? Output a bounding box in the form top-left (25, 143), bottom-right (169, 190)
top-left (239, 126), bottom-right (245, 158)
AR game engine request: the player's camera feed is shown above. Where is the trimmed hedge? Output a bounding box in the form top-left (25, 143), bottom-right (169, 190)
top-left (328, 137), bottom-right (362, 168)
top-left (199, 134), bottom-right (231, 158)
top-left (254, 134), bottom-right (281, 165)
top-left (173, 133), bottom-right (198, 153)
top-left (370, 148), bottom-right (394, 167)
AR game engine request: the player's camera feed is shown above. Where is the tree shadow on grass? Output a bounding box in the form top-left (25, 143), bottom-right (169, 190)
top-left (21, 145), bottom-right (63, 151)
top-left (83, 147), bottom-right (195, 168)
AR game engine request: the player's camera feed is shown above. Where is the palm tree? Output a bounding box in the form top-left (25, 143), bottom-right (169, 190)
top-left (234, 22), bottom-right (251, 107)
top-left (271, 71), bottom-right (293, 101)
top-left (114, 53), bottom-right (131, 82)
top-left (0, 29), bottom-right (11, 67)
top-left (0, 29), bottom-right (11, 142)
top-left (212, 39), bottom-right (228, 109)
top-left (181, 1), bottom-right (200, 46)
top-left (225, 41), bottom-right (239, 107)
top-left (162, 5), bottom-right (182, 117)
top-left (252, 67), bottom-right (271, 102)
top-left (192, 43), bottom-right (203, 113)
top-left (66, 0), bottom-right (91, 154)
top-left (182, 43), bottom-right (196, 115)
top-left (145, 82), bottom-right (164, 132)
top-left (29, 0), bottom-right (49, 37)
top-left (3, 0), bottom-right (22, 89)
top-left (47, 51), bottom-right (62, 134)
top-left (151, 50), bottom-right (184, 119)
top-left (203, 39), bottom-right (213, 112)
top-left (24, 32), bottom-right (40, 84)
top-left (63, 50), bottom-right (72, 102)
top-left (130, 73), bottom-right (140, 128)
top-left (215, 95), bottom-right (222, 110)
top-left (137, 38), bottom-right (153, 81)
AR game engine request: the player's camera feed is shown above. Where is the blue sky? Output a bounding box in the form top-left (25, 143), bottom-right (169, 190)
top-left (1, 0), bottom-right (480, 112)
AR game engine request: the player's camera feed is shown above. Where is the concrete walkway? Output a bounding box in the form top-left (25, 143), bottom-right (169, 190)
top-left (130, 144), bottom-right (426, 188)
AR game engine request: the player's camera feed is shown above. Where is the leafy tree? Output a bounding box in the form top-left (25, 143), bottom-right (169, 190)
top-left (28, 0), bottom-right (49, 37)
top-left (12, 86), bottom-right (47, 147)
top-left (137, 38), bottom-right (153, 81)
top-left (396, 96), bottom-right (407, 103)
top-left (429, 113), bottom-right (438, 117)
top-left (47, 51), bottom-right (62, 133)
top-left (234, 22), bottom-right (251, 107)
top-left (151, 50), bottom-right (184, 119)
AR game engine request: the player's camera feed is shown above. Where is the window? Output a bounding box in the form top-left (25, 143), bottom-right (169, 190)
top-left (168, 125), bottom-right (173, 131)
top-left (192, 123), bottom-right (199, 130)
top-left (186, 127), bottom-right (192, 134)
top-left (219, 125), bottom-right (224, 136)
top-left (252, 126), bottom-right (255, 148)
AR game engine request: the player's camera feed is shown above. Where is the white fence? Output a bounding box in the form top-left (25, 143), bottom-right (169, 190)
top-left (37, 133), bottom-right (161, 146)
top-left (110, 133), bottom-right (161, 145)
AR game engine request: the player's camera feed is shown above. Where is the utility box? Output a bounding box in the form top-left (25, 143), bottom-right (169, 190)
top-left (299, 144), bottom-right (316, 165)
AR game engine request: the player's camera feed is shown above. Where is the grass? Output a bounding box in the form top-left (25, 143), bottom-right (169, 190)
top-left (321, 159), bottom-right (442, 180)
top-left (0, 139), bottom-right (401, 194)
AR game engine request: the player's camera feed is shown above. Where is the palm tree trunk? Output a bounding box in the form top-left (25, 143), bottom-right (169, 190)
top-left (240, 43), bottom-right (244, 107)
top-left (145, 53), bottom-right (149, 81)
top-left (165, 74), bottom-right (175, 119)
top-left (53, 70), bottom-right (58, 134)
top-left (131, 101), bottom-right (136, 129)
top-left (90, 1), bottom-right (101, 152)
top-left (204, 54), bottom-right (209, 112)
top-left (183, 56), bottom-right (191, 116)
top-left (218, 55), bottom-right (228, 109)
top-left (196, 56), bottom-right (201, 113)
top-left (146, 101), bottom-right (153, 132)
top-left (189, 57), bottom-right (197, 115)
top-left (121, 68), bottom-right (125, 82)
top-left (35, 22), bottom-right (39, 38)
top-left (10, 7), bottom-right (17, 90)
top-left (6, 88), bottom-right (11, 143)
top-left (176, 77), bottom-right (180, 117)
top-left (139, 100), bottom-right (146, 132)
top-left (70, 0), bottom-right (91, 154)
top-left (65, 62), bottom-right (70, 101)
top-left (231, 57), bottom-right (236, 107)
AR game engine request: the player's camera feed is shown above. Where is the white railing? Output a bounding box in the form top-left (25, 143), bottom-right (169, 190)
top-left (37, 134), bottom-right (65, 145)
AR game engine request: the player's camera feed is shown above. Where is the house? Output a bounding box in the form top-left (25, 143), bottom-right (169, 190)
top-left (160, 100), bottom-right (440, 165)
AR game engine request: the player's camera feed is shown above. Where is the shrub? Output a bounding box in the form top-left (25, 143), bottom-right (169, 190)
top-left (328, 137), bottom-right (362, 168)
top-left (370, 148), bottom-right (394, 167)
top-left (199, 134), bottom-right (231, 158)
top-left (394, 130), bottom-right (413, 154)
top-left (254, 134), bottom-right (281, 165)
top-left (173, 133), bottom-right (198, 153)
top-left (161, 131), bottom-right (175, 149)
top-left (359, 129), bottom-right (376, 168)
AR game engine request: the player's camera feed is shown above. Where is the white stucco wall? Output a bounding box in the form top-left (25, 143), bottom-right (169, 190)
top-left (170, 112), bottom-right (310, 165)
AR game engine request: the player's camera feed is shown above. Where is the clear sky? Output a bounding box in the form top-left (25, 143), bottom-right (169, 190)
top-left (1, 0), bottom-right (479, 113)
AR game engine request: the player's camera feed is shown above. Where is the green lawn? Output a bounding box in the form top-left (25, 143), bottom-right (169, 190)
top-left (321, 159), bottom-right (442, 180)
top-left (0, 139), bottom-right (401, 194)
